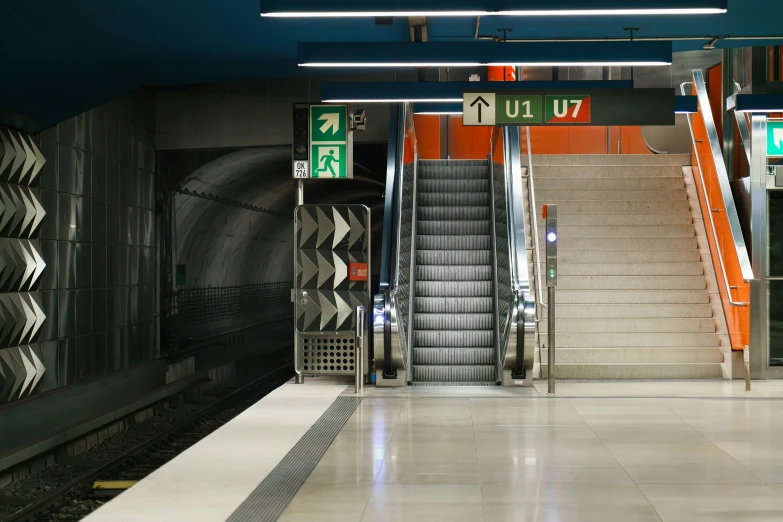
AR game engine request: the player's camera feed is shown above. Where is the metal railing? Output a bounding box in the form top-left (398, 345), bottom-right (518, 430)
top-left (521, 126), bottom-right (546, 323)
top-left (681, 70), bottom-right (753, 307)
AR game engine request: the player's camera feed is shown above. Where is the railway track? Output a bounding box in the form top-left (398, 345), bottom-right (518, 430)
top-left (1, 360), bottom-right (293, 522)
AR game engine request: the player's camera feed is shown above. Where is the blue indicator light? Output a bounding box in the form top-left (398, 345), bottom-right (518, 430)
top-left (547, 231), bottom-right (557, 242)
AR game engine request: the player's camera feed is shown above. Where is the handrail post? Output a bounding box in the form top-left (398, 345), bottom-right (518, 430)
top-left (355, 306), bottom-right (365, 394)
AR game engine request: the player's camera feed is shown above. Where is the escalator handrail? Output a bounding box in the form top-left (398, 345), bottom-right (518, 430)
top-left (503, 126), bottom-right (532, 299)
top-left (522, 126), bottom-right (546, 321)
top-left (681, 72), bottom-right (753, 305)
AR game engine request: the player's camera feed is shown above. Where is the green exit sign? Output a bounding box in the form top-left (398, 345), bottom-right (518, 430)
top-left (768, 121), bottom-right (783, 157)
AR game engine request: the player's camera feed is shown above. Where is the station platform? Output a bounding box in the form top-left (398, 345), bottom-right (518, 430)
top-left (85, 379), bottom-right (783, 522)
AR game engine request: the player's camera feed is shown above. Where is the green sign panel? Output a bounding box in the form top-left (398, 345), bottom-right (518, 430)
top-left (311, 144), bottom-right (348, 178)
top-left (496, 95), bottom-right (542, 124)
top-left (767, 121), bottom-right (783, 157)
top-left (463, 88), bottom-right (675, 127)
top-left (309, 105), bottom-right (350, 178)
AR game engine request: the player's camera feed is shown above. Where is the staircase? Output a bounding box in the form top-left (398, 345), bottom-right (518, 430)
top-left (412, 160), bottom-right (497, 384)
top-left (530, 155), bottom-right (725, 379)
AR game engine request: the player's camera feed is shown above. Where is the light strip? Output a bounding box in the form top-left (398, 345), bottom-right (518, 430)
top-left (324, 98), bottom-right (464, 103)
top-left (302, 61), bottom-right (671, 67)
top-left (263, 8), bottom-right (725, 17)
top-left (415, 111), bottom-right (463, 115)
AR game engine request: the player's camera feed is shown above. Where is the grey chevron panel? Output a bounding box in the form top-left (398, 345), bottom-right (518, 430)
top-left (0, 293), bottom-right (45, 347)
top-left (0, 128), bottom-right (46, 186)
top-left (0, 344), bottom-right (46, 401)
top-left (0, 183), bottom-right (46, 237)
top-left (0, 239), bottom-right (46, 291)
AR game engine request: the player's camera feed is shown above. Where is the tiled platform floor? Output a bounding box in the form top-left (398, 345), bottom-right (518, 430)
top-left (280, 382), bottom-right (783, 522)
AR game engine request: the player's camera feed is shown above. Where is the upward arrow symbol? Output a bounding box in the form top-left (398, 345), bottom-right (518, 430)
top-left (470, 96), bottom-right (490, 123)
top-left (319, 113), bottom-right (340, 135)
top-left (775, 127), bottom-right (783, 149)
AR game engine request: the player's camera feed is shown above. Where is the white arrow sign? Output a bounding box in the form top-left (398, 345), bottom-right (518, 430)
top-left (462, 92), bottom-right (496, 126)
top-left (775, 127), bottom-right (783, 149)
top-left (319, 113), bottom-right (340, 135)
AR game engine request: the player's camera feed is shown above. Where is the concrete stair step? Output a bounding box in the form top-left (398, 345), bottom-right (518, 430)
top-left (550, 236), bottom-right (697, 250)
top-left (539, 362), bottom-right (723, 379)
top-left (536, 224), bottom-right (695, 238)
top-left (555, 275), bottom-right (706, 290)
top-left (538, 332), bottom-right (721, 347)
top-left (532, 212), bottom-right (693, 226)
top-left (419, 220), bottom-right (490, 235)
top-left (532, 165), bottom-right (685, 178)
top-left (555, 303), bottom-right (714, 318)
top-left (540, 347), bottom-right (724, 364)
top-left (531, 154), bottom-right (690, 166)
top-left (541, 317), bottom-right (716, 333)
top-left (546, 262), bottom-right (704, 276)
top-left (414, 313), bottom-right (494, 330)
top-left (543, 289), bottom-right (710, 304)
top-left (536, 189), bottom-right (686, 201)
top-left (536, 200), bottom-right (690, 213)
top-left (536, 177), bottom-right (684, 189)
top-left (528, 249), bottom-right (701, 263)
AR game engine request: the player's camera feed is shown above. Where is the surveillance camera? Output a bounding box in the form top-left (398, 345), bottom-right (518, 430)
top-left (352, 109), bottom-right (367, 131)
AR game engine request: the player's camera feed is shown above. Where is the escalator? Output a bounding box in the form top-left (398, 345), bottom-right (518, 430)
top-left (373, 104), bottom-right (535, 386)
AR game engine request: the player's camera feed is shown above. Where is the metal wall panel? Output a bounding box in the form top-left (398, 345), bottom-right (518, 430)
top-left (0, 88), bottom-right (158, 404)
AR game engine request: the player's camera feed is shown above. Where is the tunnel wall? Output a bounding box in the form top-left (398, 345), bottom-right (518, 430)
top-left (33, 89), bottom-right (157, 397)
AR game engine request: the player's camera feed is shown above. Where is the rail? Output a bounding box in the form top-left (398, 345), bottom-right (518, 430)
top-left (681, 70), bottom-right (753, 308)
top-left (733, 81), bottom-right (754, 167)
top-left (521, 126), bottom-right (546, 322)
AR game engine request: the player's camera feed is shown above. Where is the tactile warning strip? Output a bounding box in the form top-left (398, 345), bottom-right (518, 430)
top-left (226, 396), bottom-right (361, 522)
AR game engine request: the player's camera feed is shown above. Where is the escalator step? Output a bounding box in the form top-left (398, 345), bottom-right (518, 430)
top-left (417, 220), bottom-right (491, 235)
top-left (418, 179), bottom-right (490, 193)
top-left (413, 347), bottom-right (495, 365)
top-left (416, 250), bottom-right (492, 265)
top-left (416, 265), bottom-right (492, 282)
top-left (414, 330), bottom-right (494, 347)
top-left (415, 296), bottom-right (494, 313)
top-left (415, 281), bottom-right (493, 297)
top-left (412, 364), bottom-right (496, 383)
top-left (418, 206), bottom-right (491, 221)
top-left (414, 313), bottom-right (494, 330)
top-left (417, 235), bottom-right (491, 250)
top-left (418, 193), bottom-right (490, 206)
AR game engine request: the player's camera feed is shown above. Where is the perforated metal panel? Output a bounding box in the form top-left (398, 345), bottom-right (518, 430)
top-left (302, 334), bottom-right (356, 375)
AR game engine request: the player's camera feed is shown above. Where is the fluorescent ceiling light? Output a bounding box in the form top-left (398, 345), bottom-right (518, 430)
top-left (299, 41), bottom-right (672, 69)
top-left (324, 98), bottom-right (463, 103)
top-left (303, 61), bottom-right (671, 67)
top-left (265, 9), bottom-right (725, 17)
top-left (416, 111), bottom-right (463, 115)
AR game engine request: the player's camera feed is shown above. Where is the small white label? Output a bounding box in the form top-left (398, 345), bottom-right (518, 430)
top-left (293, 160), bottom-right (309, 179)
top-left (514, 380), bottom-right (524, 385)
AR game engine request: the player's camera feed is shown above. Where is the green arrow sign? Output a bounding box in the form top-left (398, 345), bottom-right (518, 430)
top-left (309, 105), bottom-right (351, 178)
top-left (311, 105), bottom-right (347, 143)
top-left (768, 121), bottom-right (783, 157)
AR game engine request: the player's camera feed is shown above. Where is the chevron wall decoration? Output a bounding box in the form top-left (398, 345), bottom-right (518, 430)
top-left (294, 205), bottom-right (369, 333)
top-left (0, 126), bottom-right (47, 402)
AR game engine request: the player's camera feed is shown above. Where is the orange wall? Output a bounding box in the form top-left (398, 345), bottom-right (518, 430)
top-left (447, 115), bottom-right (492, 159)
top-left (412, 114), bottom-right (441, 159)
top-left (691, 83), bottom-right (749, 351)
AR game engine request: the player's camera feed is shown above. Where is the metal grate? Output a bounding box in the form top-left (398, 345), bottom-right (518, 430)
top-left (163, 282), bottom-right (292, 349)
top-left (226, 396), bottom-right (361, 522)
top-left (302, 334), bottom-right (355, 375)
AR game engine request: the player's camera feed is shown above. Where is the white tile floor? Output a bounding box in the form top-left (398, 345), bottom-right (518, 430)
top-left (280, 382), bottom-right (783, 522)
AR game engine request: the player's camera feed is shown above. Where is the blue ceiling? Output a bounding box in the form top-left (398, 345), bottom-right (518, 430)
top-left (1, 0), bottom-right (782, 130)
